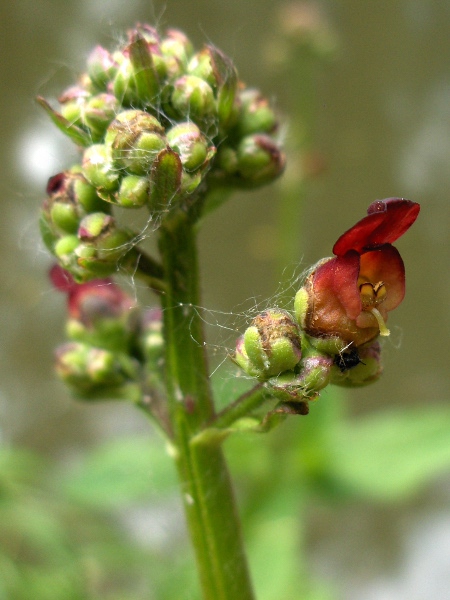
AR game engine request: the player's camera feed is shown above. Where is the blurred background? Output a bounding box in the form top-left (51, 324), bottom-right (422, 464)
top-left (1, 1), bottom-right (450, 599)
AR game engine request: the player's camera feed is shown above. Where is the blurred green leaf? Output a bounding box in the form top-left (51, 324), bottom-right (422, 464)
top-left (329, 405), bottom-right (450, 500)
top-left (63, 435), bottom-right (177, 508)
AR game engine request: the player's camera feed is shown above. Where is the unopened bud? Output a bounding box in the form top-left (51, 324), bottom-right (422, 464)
top-left (55, 341), bottom-right (139, 395)
top-left (83, 93), bottom-right (120, 142)
top-left (107, 110), bottom-right (166, 176)
top-left (161, 29), bottom-right (194, 69)
top-left (43, 171), bottom-right (108, 237)
top-left (166, 122), bottom-right (215, 172)
top-left (116, 174), bottom-right (150, 208)
top-left (236, 89), bottom-right (278, 136)
top-left (234, 310), bottom-right (302, 379)
top-left (75, 212), bottom-right (133, 279)
top-left (87, 46), bottom-right (118, 91)
top-left (169, 75), bottom-right (215, 124)
top-left (235, 134), bottom-right (286, 185)
top-left (82, 144), bottom-right (120, 194)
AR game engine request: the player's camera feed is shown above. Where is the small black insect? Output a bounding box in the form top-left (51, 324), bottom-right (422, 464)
top-left (334, 348), bottom-right (363, 372)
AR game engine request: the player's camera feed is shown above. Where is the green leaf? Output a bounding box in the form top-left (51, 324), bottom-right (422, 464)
top-left (63, 435), bottom-right (177, 508)
top-left (149, 148), bottom-right (182, 213)
top-left (128, 35), bottom-right (159, 104)
top-left (36, 96), bottom-right (91, 147)
top-left (329, 405), bottom-right (450, 501)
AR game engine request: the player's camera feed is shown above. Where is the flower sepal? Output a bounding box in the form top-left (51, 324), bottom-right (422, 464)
top-left (331, 341), bottom-right (382, 387)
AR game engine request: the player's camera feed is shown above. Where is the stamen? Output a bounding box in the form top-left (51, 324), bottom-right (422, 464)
top-left (370, 307), bottom-right (390, 336)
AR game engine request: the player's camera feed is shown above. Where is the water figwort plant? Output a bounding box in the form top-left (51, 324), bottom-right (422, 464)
top-left (39, 23), bottom-right (419, 599)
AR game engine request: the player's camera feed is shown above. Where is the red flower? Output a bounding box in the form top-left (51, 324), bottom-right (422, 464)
top-left (298, 198), bottom-right (420, 347)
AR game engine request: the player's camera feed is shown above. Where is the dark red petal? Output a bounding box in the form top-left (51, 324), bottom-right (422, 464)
top-left (359, 245), bottom-right (405, 312)
top-left (333, 198), bottom-right (420, 256)
top-left (314, 251), bottom-right (361, 320)
top-left (365, 198), bottom-right (420, 247)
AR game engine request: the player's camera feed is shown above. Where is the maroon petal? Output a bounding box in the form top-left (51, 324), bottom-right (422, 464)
top-left (365, 198), bottom-right (420, 247)
top-left (333, 198), bottom-right (420, 256)
top-left (313, 251), bottom-right (361, 320)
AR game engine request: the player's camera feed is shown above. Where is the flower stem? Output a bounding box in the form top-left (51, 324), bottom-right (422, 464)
top-left (211, 383), bottom-right (272, 429)
top-left (158, 214), bottom-right (255, 600)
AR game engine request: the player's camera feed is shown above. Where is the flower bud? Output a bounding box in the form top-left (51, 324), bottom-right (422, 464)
top-left (55, 341), bottom-right (139, 395)
top-left (59, 86), bottom-right (90, 124)
top-left (160, 29), bottom-right (194, 69)
top-left (87, 46), bottom-right (119, 91)
top-left (166, 122), bottom-right (215, 172)
top-left (116, 174), bottom-right (150, 208)
top-left (83, 93), bottom-right (120, 142)
top-left (74, 212), bottom-right (133, 280)
top-left (187, 45), bottom-right (239, 127)
top-left (331, 341), bottom-right (383, 387)
top-left (82, 144), bottom-right (120, 194)
top-left (43, 171), bottom-right (109, 237)
top-left (269, 350), bottom-right (333, 402)
top-left (235, 134), bottom-right (286, 185)
top-left (187, 48), bottom-right (216, 86)
top-left (236, 89), bottom-right (278, 136)
top-left (234, 310), bottom-right (302, 380)
top-left (106, 110), bottom-right (166, 176)
top-left (169, 75), bottom-right (216, 125)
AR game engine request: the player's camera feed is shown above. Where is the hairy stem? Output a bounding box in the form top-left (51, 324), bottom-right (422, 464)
top-left (158, 214), bottom-right (255, 600)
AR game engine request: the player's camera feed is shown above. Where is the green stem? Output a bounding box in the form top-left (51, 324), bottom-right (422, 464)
top-left (211, 383), bottom-right (272, 429)
top-left (158, 214), bottom-right (255, 600)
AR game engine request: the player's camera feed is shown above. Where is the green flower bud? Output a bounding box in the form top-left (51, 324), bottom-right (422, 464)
top-left (87, 46), bottom-right (118, 91)
top-left (43, 171), bottom-right (109, 237)
top-left (187, 45), bottom-right (239, 128)
top-left (116, 174), bottom-right (149, 208)
top-left (106, 110), bottom-right (166, 176)
top-left (83, 93), bottom-right (120, 142)
top-left (54, 234), bottom-right (79, 258)
top-left (160, 29), bottom-right (194, 70)
top-left (169, 75), bottom-right (216, 124)
top-left (234, 310), bottom-right (302, 380)
top-left (74, 213), bottom-right (133, 279)
top-left (59, 86), bottom-right (90, 126)
top-left (331, 341), bottom-right (382, 387)
top-left (82, 144), bottom-right (120, 193)
top-left (112, 59), bottom-right (138, 107)
top-left (236, 89), bottom-right (278, 136)
top-left (105, 109), bottom-right (164, 145)
top-left (235, 134), bottom-right (286, 185)
top-left (166, 122), bottom-right (215, 172)
top-left (217, 146), bottom-right (238, 175)
top-left (187, 48), bottom-right (216, 87)
top-left (55, 341), bottom-right (139, 395)
top-left (179, 170), bottom-right (203, 196)
top-left (268, 351), bottom-right (333, 403)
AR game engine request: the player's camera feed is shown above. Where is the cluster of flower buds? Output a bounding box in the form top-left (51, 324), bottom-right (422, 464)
top-left (235, 198), bottom-right (420, 409)
top-left (39, 24), bottom-right (285, 283)
top-left (50, 265), bottom-right (160, 402)
top-left (41, 170), bottom-right (135, 281)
